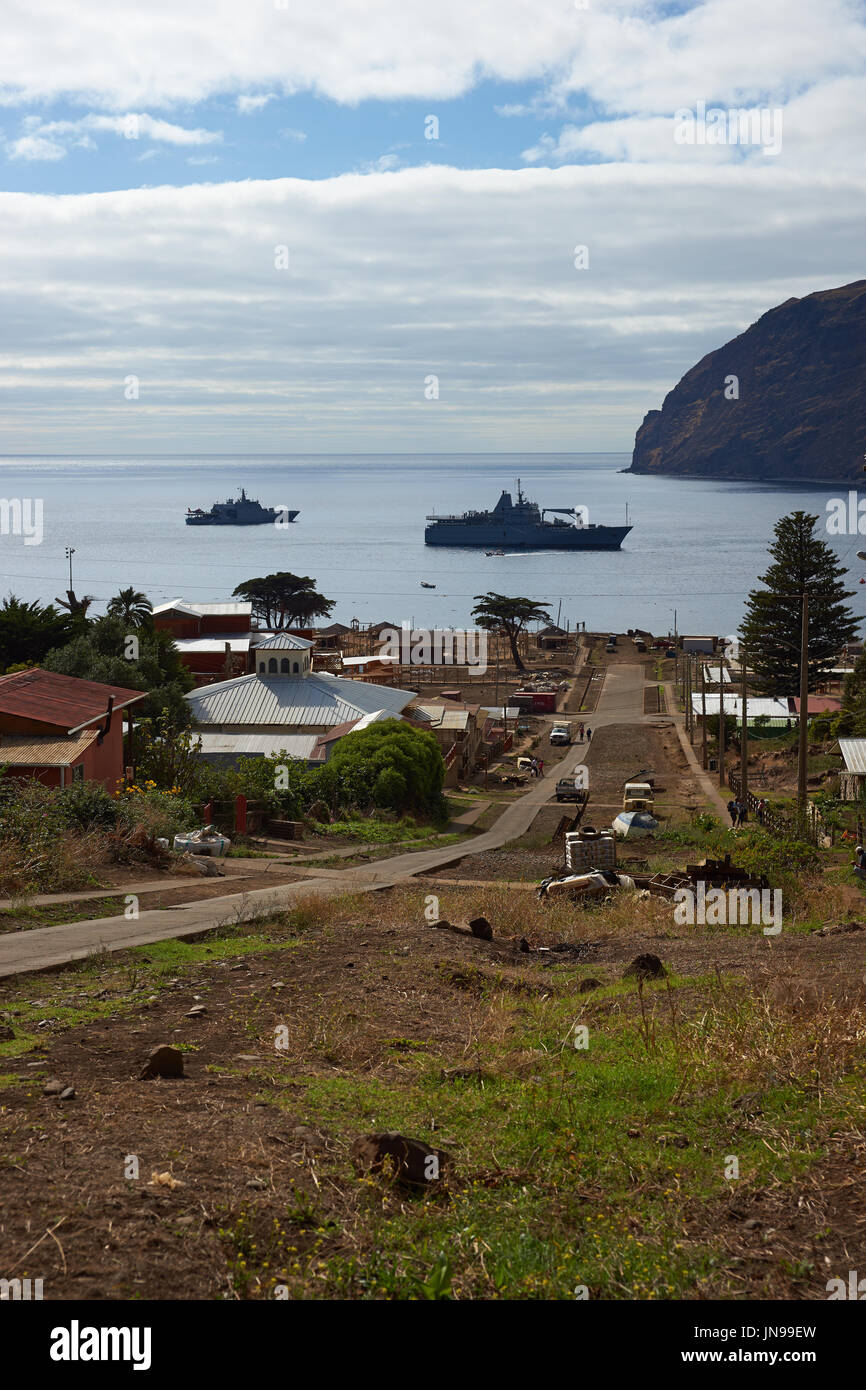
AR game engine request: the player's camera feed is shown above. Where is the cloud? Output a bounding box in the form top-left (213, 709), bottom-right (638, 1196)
top-left (360, 153), bottom-right (401, 173)
top-left (6, 134), bottom-right (66, 160)
top-left (280, 127), bottom-right (307, 143)
top-left (27, 112), bottom-right (222, 147)
top-left (0, 0), bottom-right (860, 117)
top-left (0, 162), bottom-right (862, 452)
top-left (237, 93), bottom-right (277, 114)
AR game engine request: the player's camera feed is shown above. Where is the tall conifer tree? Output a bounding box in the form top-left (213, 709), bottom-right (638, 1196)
top-left (740, 511), bottom-right (858, 696)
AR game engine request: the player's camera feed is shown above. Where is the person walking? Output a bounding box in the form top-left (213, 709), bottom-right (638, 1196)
top-left (537, 758), bottom-right (544, 776)
top-left (530, 756), bottom-right (538, 777)
top-left (757, 798), bottom-right (766, 825)
top-left (727, 798), bottom-right (738, 827)
top-left (586, 727), bottom-right (592, 742)
top-left (739, 800), bottom-right (749, 825)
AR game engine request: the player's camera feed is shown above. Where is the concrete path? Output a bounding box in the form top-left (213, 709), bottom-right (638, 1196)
top-left (0, 664), bottom-right (655, 980)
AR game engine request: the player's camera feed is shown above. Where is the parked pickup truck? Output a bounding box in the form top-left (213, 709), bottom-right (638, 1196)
top-left (549, 722), bottom-right (571, 745)
top-left (555, 780), bottom-right (589, 804)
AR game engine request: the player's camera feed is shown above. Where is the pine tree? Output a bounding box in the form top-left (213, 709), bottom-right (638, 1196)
top-left (739, 511), bottom-right (858, 696)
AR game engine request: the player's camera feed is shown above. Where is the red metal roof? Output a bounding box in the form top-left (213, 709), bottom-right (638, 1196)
top-left (0, 669), bottom-right (148, 732)
top-left (790, 696), bottom-right (842, 715)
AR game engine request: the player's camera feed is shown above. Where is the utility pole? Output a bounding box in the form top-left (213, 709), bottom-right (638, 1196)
top-left (701, 658), bottom-right (707, 769)
top-left (686, 654), bottom-right (693, 738)
top-left (66, 546), bottom-right (75, 590)
top-left (718, 677), bottom-right (726, 788)
top-left (798, 592), bottom-right (809, 831)
top-left (740, 643), bottom-right (748, 805)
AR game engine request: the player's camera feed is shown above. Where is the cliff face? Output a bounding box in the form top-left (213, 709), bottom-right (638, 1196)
top-left (629, 280), bottom-right (866, 482)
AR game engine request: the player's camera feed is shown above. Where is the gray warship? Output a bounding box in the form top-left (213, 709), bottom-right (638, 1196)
top-left (425, 480), bottom-right (631, 549)
top-left (185, 488), bottom-right (298, 526)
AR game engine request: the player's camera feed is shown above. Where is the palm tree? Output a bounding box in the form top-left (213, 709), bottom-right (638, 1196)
top-left (106, 588), bottom-right (153, 627)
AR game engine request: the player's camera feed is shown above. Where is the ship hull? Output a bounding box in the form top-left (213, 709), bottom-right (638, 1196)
top-left (425, 523), bottom-right (631, 549)
top-left (185, 509), bottom-right (298, 526)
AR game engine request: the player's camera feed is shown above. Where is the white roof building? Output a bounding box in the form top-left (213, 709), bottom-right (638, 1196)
top-left (691, 694), bottom-right (791, 720)
top-left (186, 668), bottom-right (415, 732)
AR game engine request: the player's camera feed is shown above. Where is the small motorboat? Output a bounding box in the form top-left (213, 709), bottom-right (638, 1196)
top-left (485, 549), bottom-right (505, 556)
top-left (420, 580), bottom-right (436, 588)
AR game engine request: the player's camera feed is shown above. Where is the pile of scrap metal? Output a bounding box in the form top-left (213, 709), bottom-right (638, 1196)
top-left (539, 853), bottom-right (768, 904)
top-left (537, 867), bottom-right (637, 900)
top-left (629, 853), bottom-right (769, 900)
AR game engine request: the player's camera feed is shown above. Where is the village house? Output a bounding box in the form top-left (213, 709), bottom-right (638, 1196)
top-left (831, 739), bottom-right (866, 802)
top-left (152, 600), bottom-right (257, 683)
top-left (0, 669), bottom-right (147, 790)
top-left (185, 640), bottom-right (416, 766)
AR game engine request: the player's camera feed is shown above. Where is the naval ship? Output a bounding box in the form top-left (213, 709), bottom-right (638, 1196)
top-left (424, 481), bottom-right (631, 549)
top-left (185, 488), bottom-right (299, 526)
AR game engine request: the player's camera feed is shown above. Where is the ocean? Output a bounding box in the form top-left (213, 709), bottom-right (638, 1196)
top-left (1, 453), bottom-right (864, 639)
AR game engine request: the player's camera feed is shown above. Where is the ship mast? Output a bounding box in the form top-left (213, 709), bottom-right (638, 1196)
top-left (516, 477), bottom-right (524, 507)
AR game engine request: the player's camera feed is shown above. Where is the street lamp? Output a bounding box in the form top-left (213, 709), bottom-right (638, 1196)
top-left (65, 546), bottom-right (75, 591)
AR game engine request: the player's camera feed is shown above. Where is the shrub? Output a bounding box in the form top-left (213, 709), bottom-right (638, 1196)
top-left (57, 781), bottom-right (120, 830)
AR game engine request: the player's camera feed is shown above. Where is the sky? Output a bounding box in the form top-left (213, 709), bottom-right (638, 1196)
top-left (0, 0), bottom-right (864, 454)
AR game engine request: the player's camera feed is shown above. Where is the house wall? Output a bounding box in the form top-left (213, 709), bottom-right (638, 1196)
top-left (200, 614), bottom-right (251, 635)
top-left (81, 721), bottom-right (127, 790)
top-left (7, 765), bottom-right (65, 788)
top-left (154, 615), bottom-right (201, 639)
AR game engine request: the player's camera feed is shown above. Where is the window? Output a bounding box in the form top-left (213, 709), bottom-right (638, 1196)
top-left (268, 658), bottom-right (277, 673)
top-left (72, 763), bottom-right (84, 784)
top-left (259, 661), bottom-right (265, 673)
top-left (292, 661), bottom-right (299, 674)
top-left (280, 658), bottom-right (290, 673)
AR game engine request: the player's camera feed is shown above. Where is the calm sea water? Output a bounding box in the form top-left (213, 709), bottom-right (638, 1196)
top-left (1, 453), bottom-right (864, 638)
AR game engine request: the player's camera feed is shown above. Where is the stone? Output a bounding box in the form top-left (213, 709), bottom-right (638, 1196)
top-left (623, 953), bottom-right (666, 980)
top-left (185, 1005), bottom-right (206, 1017)
top-left (42, 1079), bottom-right (65, 1096)
top-left (140, 1045), bottom-right (185, 1080)
top-left (0, 1024), bottom-right (15, 1041)
top-left (656, 1133), bottom-right (690, 1148)
top-left (577, 978), bottom-right (604, 994)
top-left (469, 916), bottom-right (493, 941)
top-left (350, 1132), bottom-right (452, 1188)
top-left (59, 1086), bottom-right (76, 1101)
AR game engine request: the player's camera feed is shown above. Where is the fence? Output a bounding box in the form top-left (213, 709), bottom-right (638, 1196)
top-left (726, 770), bottom-right (824, 845)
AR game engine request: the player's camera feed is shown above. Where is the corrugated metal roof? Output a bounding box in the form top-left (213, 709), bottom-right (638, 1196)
top-left (341, 654), bottom-right (399, 667)
top-left (0, 729), bottom-right (98, 766)
top-left (839, 739), bottom-right (866, 774)
top-left (412, 703), bottom-right (471, 731)
top-left (791, 696), bottom-right (841, 714)
top-left (176, 636), bottom-right (251, 652)
top-left (0, 669), bottom-right (147, 731)
top-left (194, 732), bottom-right (318, 759)
top-left (253, 632), bottom-right (314, 651)
top-left (691, 695), bottom-right (790, 718)
top-left (186, 672), bottom-right (414, 728)
top-left (153, 600), bottom-right (252, 617)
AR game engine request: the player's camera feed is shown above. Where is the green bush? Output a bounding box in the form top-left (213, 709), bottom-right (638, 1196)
top-left (57, 780), bottom-right (120, 830)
